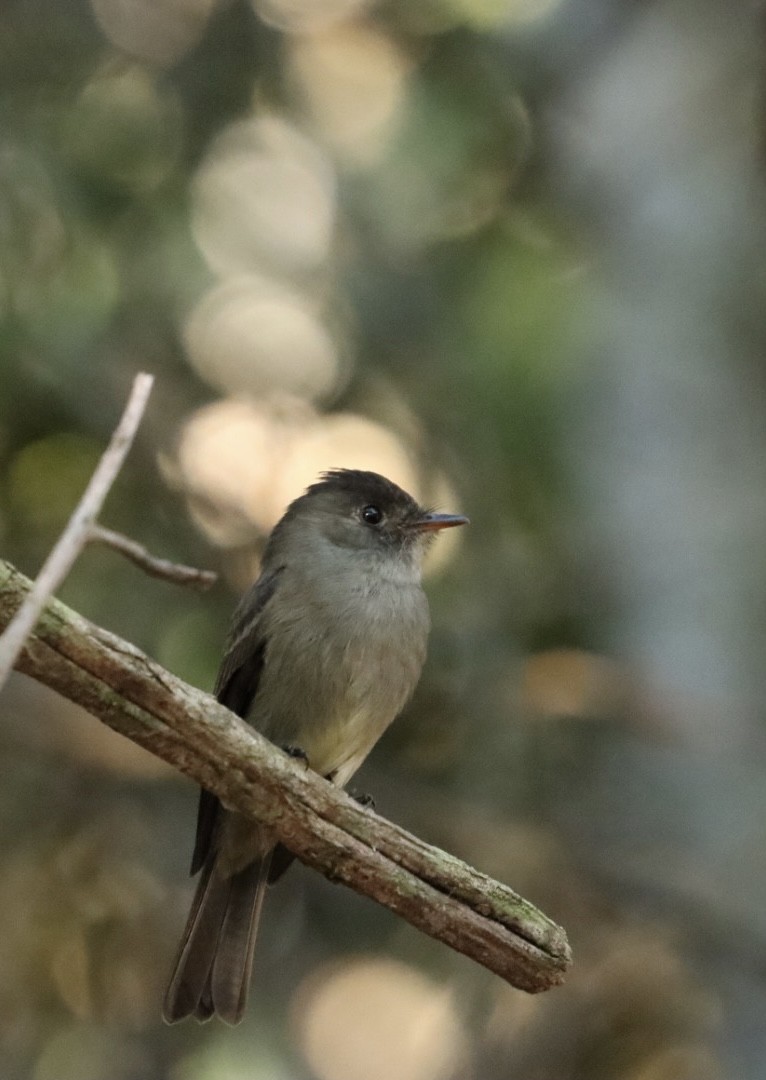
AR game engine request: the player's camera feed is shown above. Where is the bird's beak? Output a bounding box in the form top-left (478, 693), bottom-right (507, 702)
top-left (407, 512), bottom-right (469, 532)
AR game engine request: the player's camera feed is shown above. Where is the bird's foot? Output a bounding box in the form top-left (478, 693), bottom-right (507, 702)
top-left (282, 744), bottom-right (310, 768)
top-left (349, 790), bottom-right (376, 810)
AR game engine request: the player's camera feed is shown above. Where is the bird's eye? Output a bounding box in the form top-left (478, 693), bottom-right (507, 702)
top-left (361, 504), bottom-right (383, 525)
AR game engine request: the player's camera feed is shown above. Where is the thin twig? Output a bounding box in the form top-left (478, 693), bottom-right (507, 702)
top-left (87, 525), bottom-right (217, 590)
top-left (0, 373), bottom-right (154, 691)
top-left (0, 557), bottom-right (572, 993)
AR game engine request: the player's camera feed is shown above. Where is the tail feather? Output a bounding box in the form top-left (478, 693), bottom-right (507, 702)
top-left (163, 858), bottom-right (228, 1023)
top-left (209, 856), bottom-right (271, 1025)
top-left (163, 854), bottom-right (271, 1025)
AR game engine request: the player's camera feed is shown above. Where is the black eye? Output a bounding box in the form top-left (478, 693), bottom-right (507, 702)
top-left (361, 504), bottom-right (383, 525)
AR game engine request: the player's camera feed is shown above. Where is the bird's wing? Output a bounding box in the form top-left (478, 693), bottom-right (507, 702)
top-left (213, 566), bottom-right (283, 706)
top-left (190, 566), bottom-right (283, 876)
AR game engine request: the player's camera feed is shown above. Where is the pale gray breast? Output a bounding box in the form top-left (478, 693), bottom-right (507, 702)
top-left (247, 550), bottom-right (430, 783)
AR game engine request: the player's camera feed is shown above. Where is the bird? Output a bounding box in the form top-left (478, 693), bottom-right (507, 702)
top-left (162, 468), bottom-right (468, 1024)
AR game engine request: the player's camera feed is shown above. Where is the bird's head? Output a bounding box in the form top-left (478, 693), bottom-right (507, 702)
top-left (270, 469), bottom-right (468, 569)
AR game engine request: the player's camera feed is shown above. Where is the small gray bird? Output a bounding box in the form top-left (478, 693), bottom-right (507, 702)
top-left (162, 469), bottom-right (467, 1025)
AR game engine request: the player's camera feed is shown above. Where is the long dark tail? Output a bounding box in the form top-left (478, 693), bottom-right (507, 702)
top-left (162, 853), bottom-right (271, 1025)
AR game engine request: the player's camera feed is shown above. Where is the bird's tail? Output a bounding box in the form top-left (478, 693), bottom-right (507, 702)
top-left (162, 853), bottom-right (271, 1025)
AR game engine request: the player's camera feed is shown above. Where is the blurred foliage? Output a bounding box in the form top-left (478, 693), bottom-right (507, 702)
top-left (2, 0), bottom-right (766, 1078)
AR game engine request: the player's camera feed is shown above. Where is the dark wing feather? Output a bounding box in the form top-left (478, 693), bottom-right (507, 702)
top-left (190, 566), bottom-right (283, 876)
top-left (213, 566), bottom-right (283, 704)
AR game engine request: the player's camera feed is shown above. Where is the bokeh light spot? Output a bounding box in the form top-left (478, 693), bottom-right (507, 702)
top-left (62, 65), bottom-right (182, 193)
top-left (445, 0), bottom-right (562, 29)
top-left (184, 275), bottom-right (342, 402)
top-left (90, 0), bottom-right (219, 66)
top-left (292, 957), bottom-right (468, 1080)
top-left (288, 21), bottom-right (411, 165)
top-left (520, 648), bottom-right (623, 719)
top-left (252, 0), bottom-right (372, 34)
top-left (192, 116), bottom-right (337, 277)
top-left (7, 434), bottom-right (102, 530)
top-left (15, 233), bottom-right (118, 349)
top-left (170, 398), bottom-right (296, 545)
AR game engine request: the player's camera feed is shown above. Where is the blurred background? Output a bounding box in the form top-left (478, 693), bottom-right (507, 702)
top-left (1, 0), bottom-right (765, 1076)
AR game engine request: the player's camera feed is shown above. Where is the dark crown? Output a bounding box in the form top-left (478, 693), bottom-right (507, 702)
top-left (307, 469), bottom-right (421, 515)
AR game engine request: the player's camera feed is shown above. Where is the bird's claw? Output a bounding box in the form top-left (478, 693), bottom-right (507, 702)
top-left (282, 744), bottom-right (310, 768)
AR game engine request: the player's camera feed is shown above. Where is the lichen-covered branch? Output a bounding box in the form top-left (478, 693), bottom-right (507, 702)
top-left (0, 558), bottom-right (572, 993)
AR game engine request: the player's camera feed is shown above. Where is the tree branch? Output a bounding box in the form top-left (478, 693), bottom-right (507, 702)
top-left (0, 373), bottom-right (154, 691)
top-left (87, 525), bottom-right (217, 590)
top-left (0, 558), bottom-right (572, 994)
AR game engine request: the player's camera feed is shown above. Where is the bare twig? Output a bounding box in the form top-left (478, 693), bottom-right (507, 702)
top-left (87, 525), bottom-right (217, 590)
top-left (0, 557), bottom-right (572, 993)
top-left (0, 374), bottom-right (154, 691)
